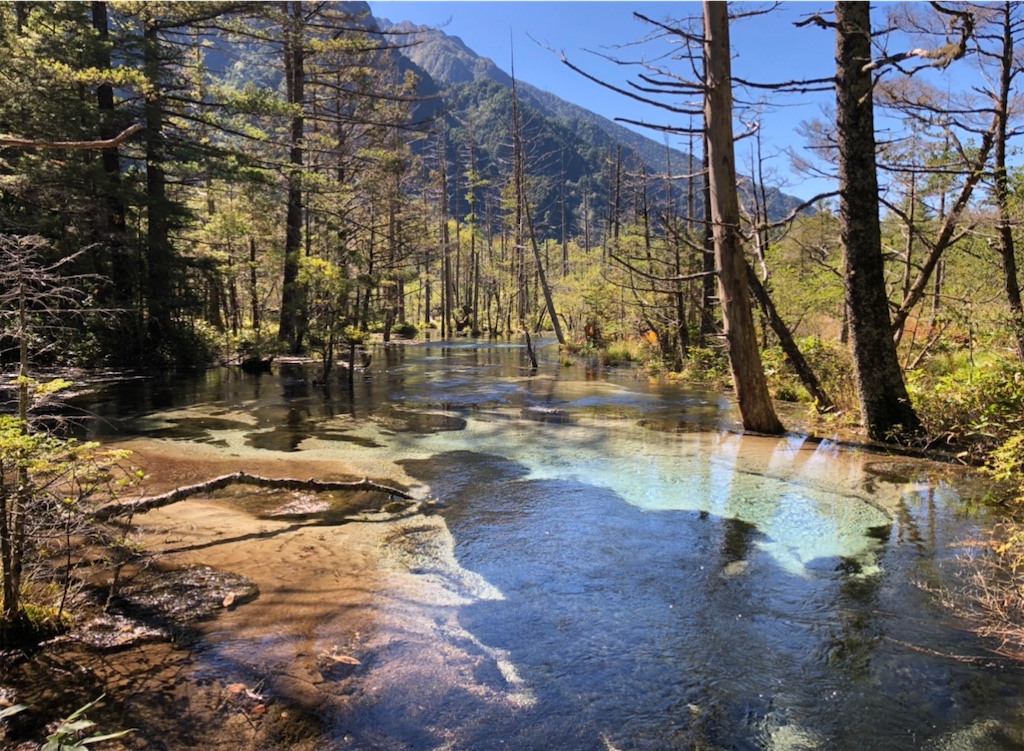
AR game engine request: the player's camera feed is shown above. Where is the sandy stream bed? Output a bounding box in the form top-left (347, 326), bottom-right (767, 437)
top-left (2, 438), bottom-right (529, 751)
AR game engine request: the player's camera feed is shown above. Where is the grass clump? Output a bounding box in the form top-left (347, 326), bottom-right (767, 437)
top-left (599, 337), bottom-right (648, 366)
top-left (675, 346), bottom-right (730, 386)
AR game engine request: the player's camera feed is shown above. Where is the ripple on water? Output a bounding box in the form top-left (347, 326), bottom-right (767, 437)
top-left (67, 353), bottom-right (1024, 751)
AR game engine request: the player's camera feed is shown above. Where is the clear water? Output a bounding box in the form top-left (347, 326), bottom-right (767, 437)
top-left (73, 339), bottom-right (1024, 750)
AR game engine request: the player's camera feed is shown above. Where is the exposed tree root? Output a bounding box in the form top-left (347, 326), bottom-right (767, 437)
top-left (93, 472), bottom-right (416, 522)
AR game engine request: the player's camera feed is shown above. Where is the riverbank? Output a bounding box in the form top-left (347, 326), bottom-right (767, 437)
top-left (2, 438), bottom-right (527, 750)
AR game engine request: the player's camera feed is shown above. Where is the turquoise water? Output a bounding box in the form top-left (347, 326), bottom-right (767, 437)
top-left (77, 339), bottom-right (1023, 750)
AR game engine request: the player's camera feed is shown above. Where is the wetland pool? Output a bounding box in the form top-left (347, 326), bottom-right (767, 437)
top-left (72, 338), bottom-right (1024, 750)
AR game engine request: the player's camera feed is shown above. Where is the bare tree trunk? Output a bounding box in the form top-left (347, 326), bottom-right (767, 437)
top-left (92, 1), bottom-right (131, 304)
top-left (524, 196), bottom-right (565, 345)
top-left (699, 134), bottom-right (717, 345)
top-left (144, 20), bottom-right (173, 345)
top-left (94, 472), bottom-right (417, 522)
top-left (582, 181), bottom-right (592, 256)
top-left (993, 1), bottom-right (1024, 362)
top-left (437, 133), bottom-right (453, 338)
top-left (277, 1), bottom-right (306, 354)
top-left (703, 1), bottom-right (783, 434)
top-left (249, 237), bottom-right (260, 331)
top-left (560, 151), bottom-right (569, 276)
top-left (423, 189), bottom-right (433, 327)
top-left (746, 263), bottom-right (834, 412)
top-left (835, 1), bottom-right (922, 441)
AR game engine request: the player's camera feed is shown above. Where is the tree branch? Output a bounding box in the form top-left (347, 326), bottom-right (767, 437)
top-left (92, 471), bottom-right (418, 521)
top-left (0, 124), bottom-right (144, 151)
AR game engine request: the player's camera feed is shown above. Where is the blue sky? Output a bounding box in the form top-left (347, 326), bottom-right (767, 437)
top-left (371, 1), bottom-right (840, 200)
top-left (370, 2), bottom-right (993, 203)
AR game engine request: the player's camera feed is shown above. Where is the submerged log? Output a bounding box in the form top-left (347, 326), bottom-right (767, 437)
top-left (93, 471), bottom-right (415, 522)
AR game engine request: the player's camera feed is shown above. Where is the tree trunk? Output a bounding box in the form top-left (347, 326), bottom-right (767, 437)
top-left (699, 134), bottom-right (717, 345)
top-left (746, 263), bottom-right (834, 412)
top-left (703, 1), bottom-right (783, 434)
top-left (94, 472), bottom-right (417, 522)
top-left (835, 1), bottom-right (923, 441)
top-left (277, 1), bottom-right (306, 354)
top-left (512, 73), bottom-right (564, 346)
top-left (673, 234), bottom-right (689, 366)
top-left (249, 237), bottom-right (261, 331)
top-left (144, 21), bottom-right (173, 345)
top-left (91, 1), bottom-right (132, 304)
top-left (438, 134), bottom-right (453, 338)
top-left (993, 2), bottom-right (1024, 363)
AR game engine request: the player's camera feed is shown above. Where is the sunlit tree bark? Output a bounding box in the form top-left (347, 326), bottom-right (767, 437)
top-left (703, 1), bottom-right (783, 434)
top-left (834, 1), bottom-right (923, 441)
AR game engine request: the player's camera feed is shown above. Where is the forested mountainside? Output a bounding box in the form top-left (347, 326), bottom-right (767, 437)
top-left (383, 17), bottom-right (805, 230)
top-left (2, 0), bottom-right (1024, 454)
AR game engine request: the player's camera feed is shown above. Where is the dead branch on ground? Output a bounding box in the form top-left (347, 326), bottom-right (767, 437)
top-left (93, 471), bottom-right (416, 521)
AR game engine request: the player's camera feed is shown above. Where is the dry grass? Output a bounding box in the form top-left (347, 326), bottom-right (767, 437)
top-left (952, 521), bottom-right (1024, 661)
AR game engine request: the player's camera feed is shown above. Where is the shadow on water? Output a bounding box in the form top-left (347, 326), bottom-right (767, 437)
top-left (387, 451), bottom-right (1023, 751)
top-left (60, 340), bottom-right (1024, 750)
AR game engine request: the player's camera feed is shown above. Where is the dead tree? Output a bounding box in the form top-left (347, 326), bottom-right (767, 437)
top-left (833, 1), bottom-right (924, 440)
top-left (703, 2), bottom-right (783, 433)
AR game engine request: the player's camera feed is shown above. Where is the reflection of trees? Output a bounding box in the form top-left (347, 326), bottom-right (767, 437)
top-left (825, 558), bottom-right (884, 680)
top-left (894, 484), bottom-right (938, 551)
top-left (721, 518), bottom-right (757, 562)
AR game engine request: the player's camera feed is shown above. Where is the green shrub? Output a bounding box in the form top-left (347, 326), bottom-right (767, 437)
top-left (561, 339), bottom-right (597, 357)
top-left (908, 355), bottom-right (1024, 453)
top-left (393, 321), bottom-right (418, 339)
top-left (2, 696), bottom-right (133, 750)
top-left (762, 346), bottom-right (804, 402)
top-left (988, 432), bottom-right (1024, 502)
top-left (679, 346), bottom-right (730, 384)
top-left (147, 319), bottom-right (222, 369)
top-left (762, 337), bottom-right (858, 414)
top-left (342, 325), bottom-right (368, 346)
top-left (600, 338), bottom-right (646, 366)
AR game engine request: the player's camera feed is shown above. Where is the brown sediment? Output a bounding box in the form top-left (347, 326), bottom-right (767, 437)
top-left (2, 437), bottom-right (523, 750)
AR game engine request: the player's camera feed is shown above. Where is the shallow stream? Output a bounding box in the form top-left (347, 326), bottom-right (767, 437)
top-left (75, 339), bottom-right (1023, 750)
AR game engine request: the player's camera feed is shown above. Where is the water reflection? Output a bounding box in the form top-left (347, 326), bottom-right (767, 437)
top-left (68, 339), bottom-right (1023, 750)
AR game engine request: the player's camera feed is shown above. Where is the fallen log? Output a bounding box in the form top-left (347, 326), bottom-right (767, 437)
top-left (93, 471), bottom-right (416, 522)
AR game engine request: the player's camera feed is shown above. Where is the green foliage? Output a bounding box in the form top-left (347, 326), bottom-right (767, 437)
top-left (41, 695), bottom-right (133, 751)
top-left (761, 346), bottom-right (805, 403)
top-left (0, 413), bottom-right (136, 643)
top-left (18, 600), bottom-right (73, 638)
top-left (908, 354), bottom-right (1024, 456)
top-left (678, 346), bottom-right (730, 385)
top-left (764, 211), bottom-right (845, 340)
top-left (600, 338), bottom-right (648, 366)
top-left (763, 336), bottom-right (858, 414)
top-left (988, 433), bottom-right (1024, 502)
top-left (149, 320), bottom-right (223, 369)
top-left (560, 339), bottom-right (599, 358)
top-left (342, 325), bottom-right (368, 347)
top-left (233, 327), bottom-right (284, 363)
top-left (1, 696), bottom-right (133, 750)
top-left (556, 261), bottom-right (628, 342)
top-left (393, 321), bottom-right (418, 339)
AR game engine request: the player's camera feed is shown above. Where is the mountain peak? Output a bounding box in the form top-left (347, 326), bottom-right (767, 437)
top-left (377, 13), bottom-right (804, 229)
top-left (383, 20), bottom-right (513, 88)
